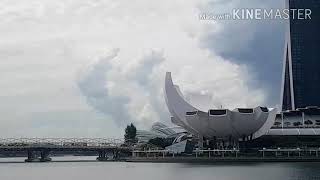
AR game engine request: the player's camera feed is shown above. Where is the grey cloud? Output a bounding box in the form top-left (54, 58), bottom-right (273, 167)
top-left (77, 49), bottom-right (169, 128)
top-left (199, 0), bottom-right (286, 106)
top-left (130, 50), bottom-right (165, 87)
top-left (131, 51), bottom-right (170, 125)
top-left (78, 49), bottom-right (131, 127)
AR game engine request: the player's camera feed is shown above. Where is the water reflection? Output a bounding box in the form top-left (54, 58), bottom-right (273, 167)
top-left (0, 158), bottom-right (319, 180)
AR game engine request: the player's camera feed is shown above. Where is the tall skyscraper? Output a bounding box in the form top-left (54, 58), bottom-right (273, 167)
top-left (281, 0), bottom-right (320, 111)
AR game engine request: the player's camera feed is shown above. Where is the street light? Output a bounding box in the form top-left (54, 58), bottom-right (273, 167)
top-left (297, 148), bottom-right (301, 157)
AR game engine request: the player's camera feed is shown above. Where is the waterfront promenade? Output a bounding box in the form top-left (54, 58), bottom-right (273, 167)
top-left (127, 156), bottom-right (320, 163)
top-left (128, 148), bottom-right (320, 163)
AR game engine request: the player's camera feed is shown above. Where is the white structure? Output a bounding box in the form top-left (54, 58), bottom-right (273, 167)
top-left (151, 122), bottom-right (178, 136)
top-left (136, 130), bottom-right (166, 143)
top-left (136, 122), bottom-right (184, 143)
top-left (164, 72), bottom-right (278, 141)
top-left (165, 140), bottom-right (188, 154)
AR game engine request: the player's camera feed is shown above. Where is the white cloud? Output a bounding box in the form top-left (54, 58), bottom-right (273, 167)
top-left (0, 0), bottom-right (268, 137)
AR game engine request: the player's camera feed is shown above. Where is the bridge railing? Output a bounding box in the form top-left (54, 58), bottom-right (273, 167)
top-left (0, 138), bottom-right (124, 148)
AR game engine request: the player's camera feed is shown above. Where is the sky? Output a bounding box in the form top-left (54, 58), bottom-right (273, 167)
top-left (0, 0), bottom-right (286, 138)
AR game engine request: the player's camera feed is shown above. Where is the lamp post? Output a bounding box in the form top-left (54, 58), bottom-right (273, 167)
top-left (276, 147), bottom-right (281, 157)
top-left (234, 148), bottom-right (238, 158)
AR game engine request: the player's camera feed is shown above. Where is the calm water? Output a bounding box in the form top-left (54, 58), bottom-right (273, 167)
top-left (0, 157), bottom-right (320, 180)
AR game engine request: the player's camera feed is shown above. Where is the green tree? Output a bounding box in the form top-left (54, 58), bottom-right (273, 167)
top-left (124, 123), bottom-right (137, 144)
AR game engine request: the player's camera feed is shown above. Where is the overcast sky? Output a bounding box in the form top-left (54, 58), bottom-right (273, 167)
top-left (0, 0), bottom-right (285, 138)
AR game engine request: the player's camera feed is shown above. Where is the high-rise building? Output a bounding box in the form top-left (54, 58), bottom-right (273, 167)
top-left (281, 0), bottom-right (320, 111)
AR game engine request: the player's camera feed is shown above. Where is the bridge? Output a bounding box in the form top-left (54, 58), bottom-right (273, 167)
top-left (0, 138), bottom-right (131, 162)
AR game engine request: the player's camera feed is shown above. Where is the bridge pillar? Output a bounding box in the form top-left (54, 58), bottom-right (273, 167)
top-left (113, 150), bottom-right (120, 160)
top-left (25, 149), bottom-right (52, 162)
top-left (25, 150), bottom-right (37, 162)
top-left (40, 149), bottom-right (52, 162)
top-left (97, 150), bottom-right (108, 161)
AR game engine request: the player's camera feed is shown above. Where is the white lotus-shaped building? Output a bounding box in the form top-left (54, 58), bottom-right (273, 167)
top-left (164, 72), bottom-right (277, 140)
